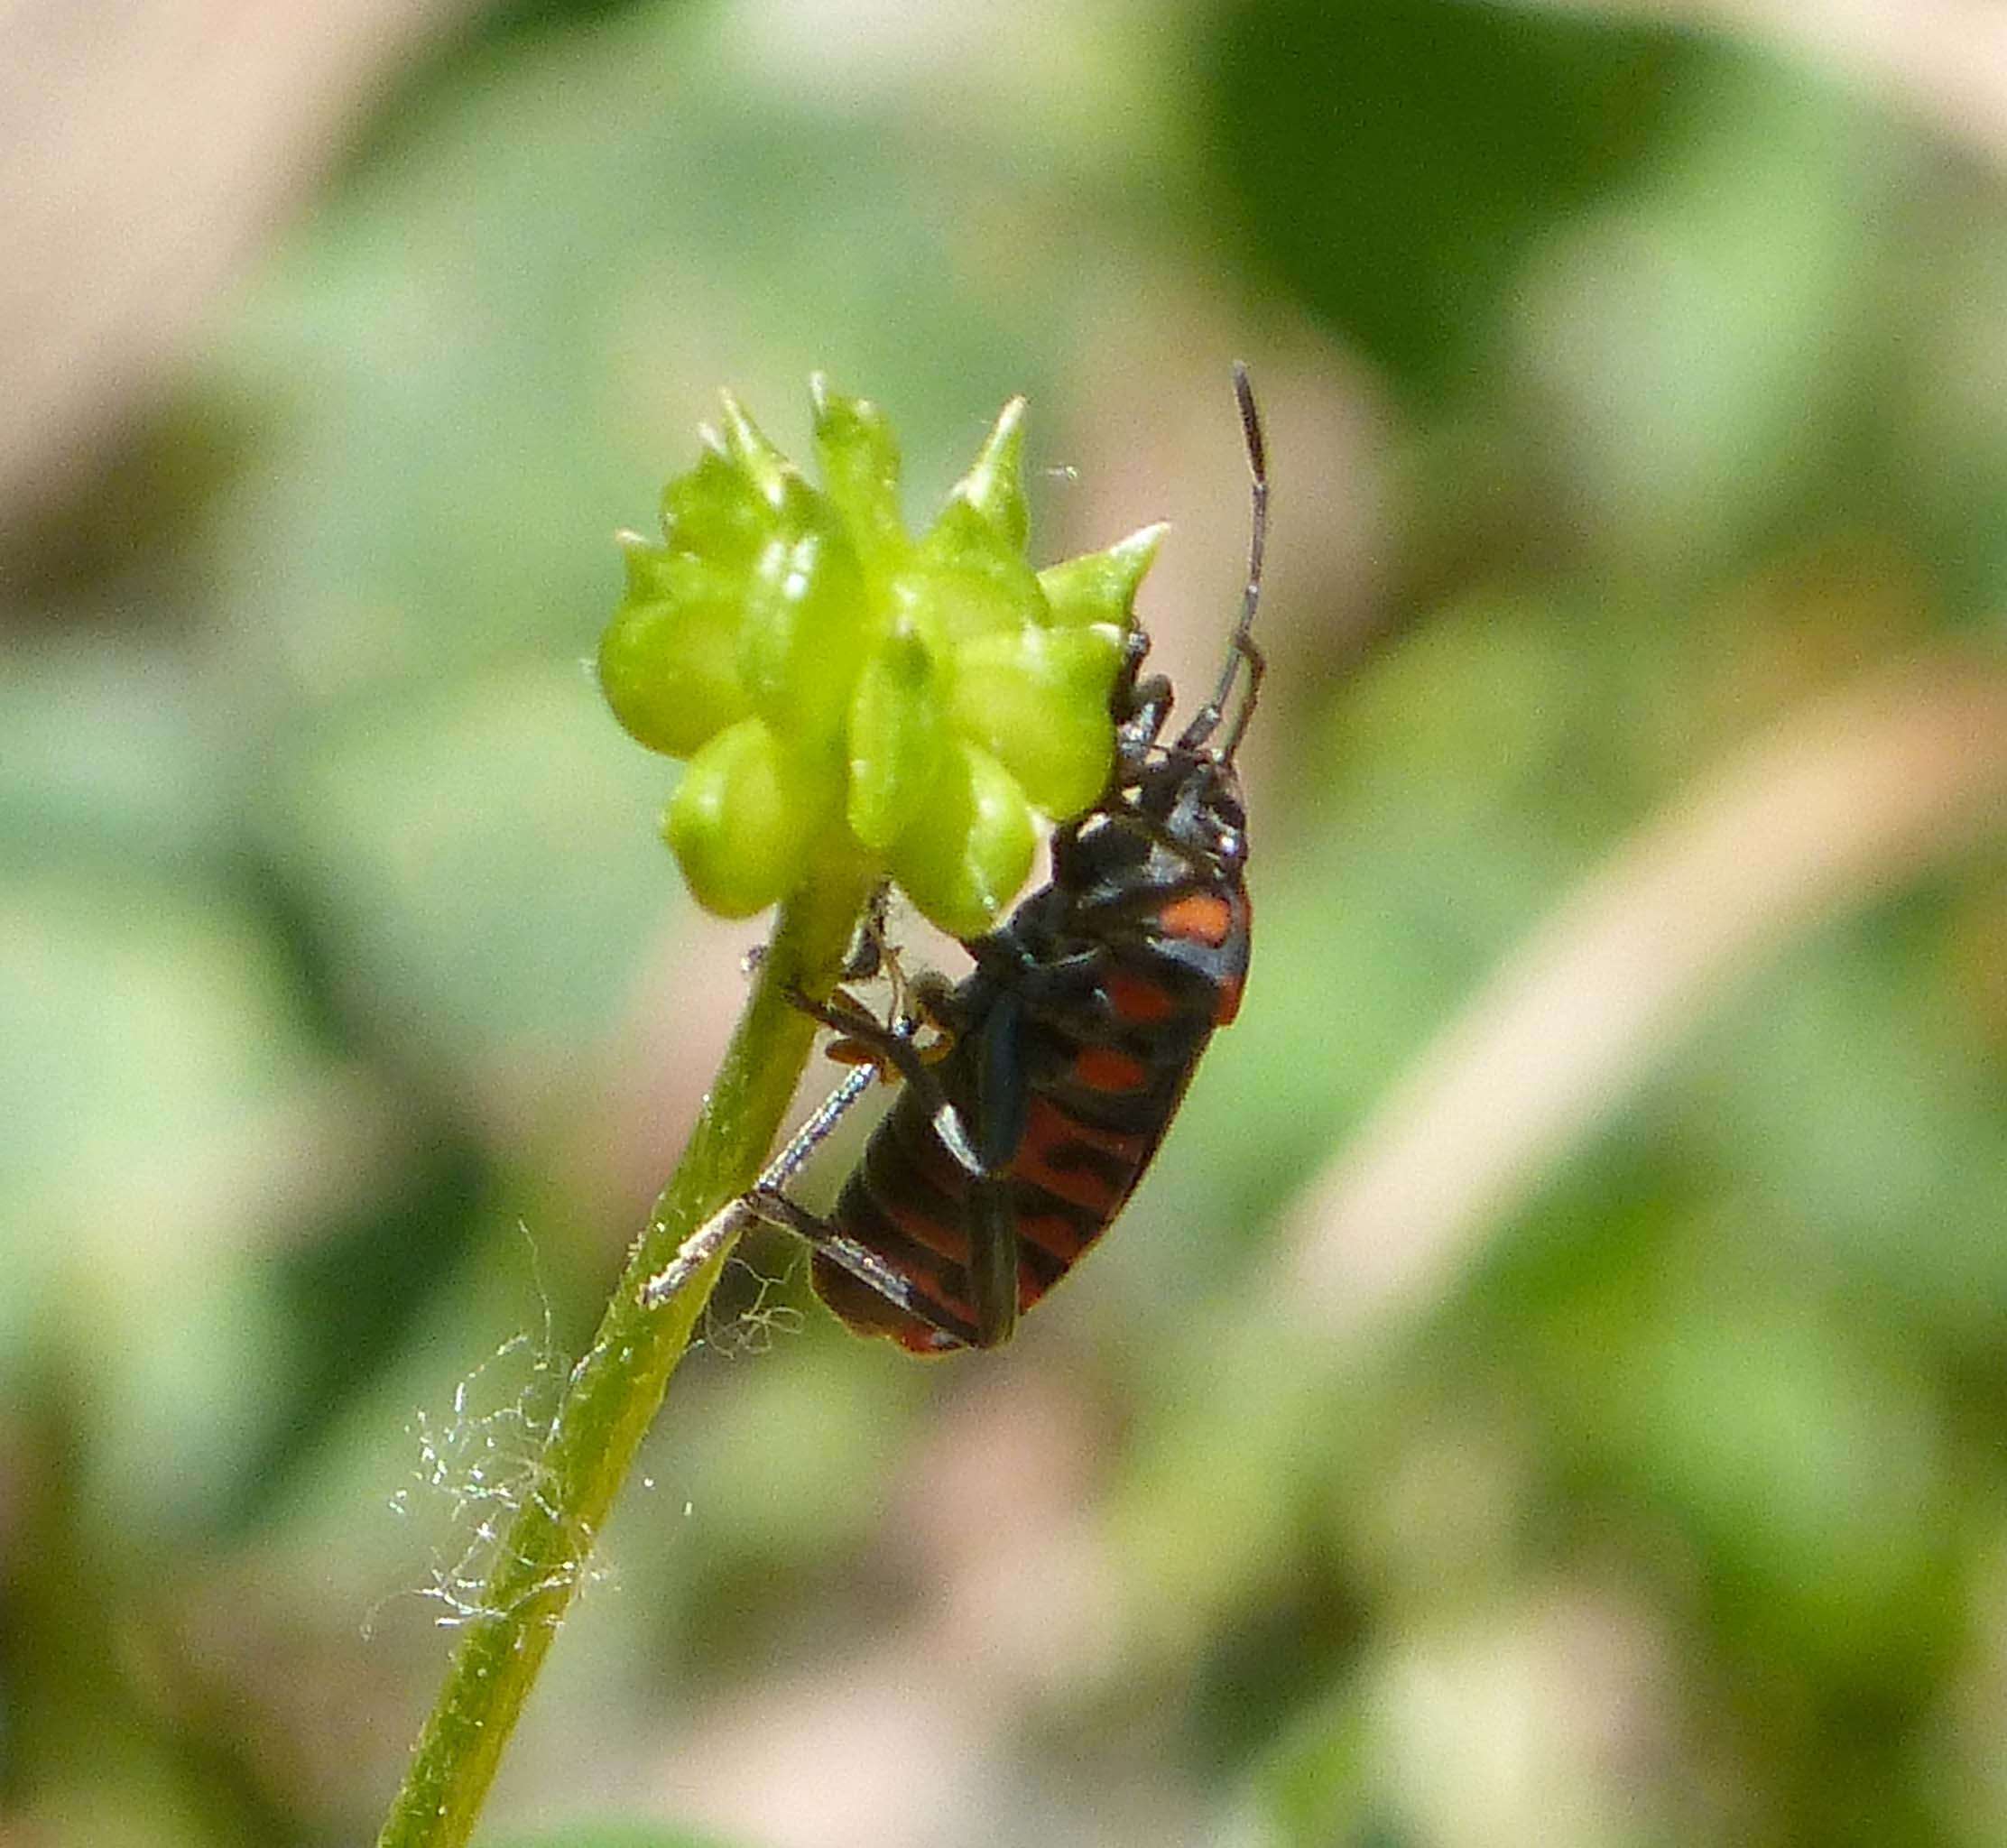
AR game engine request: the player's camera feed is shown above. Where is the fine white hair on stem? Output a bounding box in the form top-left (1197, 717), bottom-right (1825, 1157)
top-left (375, 1226), bottom-right (614, 1632)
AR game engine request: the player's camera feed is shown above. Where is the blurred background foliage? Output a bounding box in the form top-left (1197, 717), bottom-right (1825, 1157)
top-left (5, 0), bottom-right (2007, 1843)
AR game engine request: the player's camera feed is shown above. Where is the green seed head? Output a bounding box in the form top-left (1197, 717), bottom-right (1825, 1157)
top-left (599, 380), bottom-right (1165, 934)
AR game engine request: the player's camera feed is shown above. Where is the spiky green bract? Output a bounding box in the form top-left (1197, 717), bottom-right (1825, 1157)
top-left (599, 380), bottom-right (1164, 935)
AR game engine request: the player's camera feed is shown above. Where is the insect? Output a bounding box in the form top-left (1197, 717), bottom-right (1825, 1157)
top-left (745, 365), bottom-right (1266, 1354)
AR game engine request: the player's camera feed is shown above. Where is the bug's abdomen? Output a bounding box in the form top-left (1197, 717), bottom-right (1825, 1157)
top-left (811, 889), bottom-right (1247, 1354)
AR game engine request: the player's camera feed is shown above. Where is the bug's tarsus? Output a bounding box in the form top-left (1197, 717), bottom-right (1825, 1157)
top-left (838, 882), bottom-right (893, 984)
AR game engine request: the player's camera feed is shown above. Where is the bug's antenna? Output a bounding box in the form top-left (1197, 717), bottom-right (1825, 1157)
top-left (1178, 361), bottom-right (1268, 759)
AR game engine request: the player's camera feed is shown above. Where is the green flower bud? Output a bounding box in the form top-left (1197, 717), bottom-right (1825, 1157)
top-left (893, 500), bottom-right (1047, 648)
top-left (950, 396), bottom-right (1029, 550)
top-left (888, 740), bottom-right (1036, 940)
top-left (599, 379), bottom-right (1165, 935)
top-left (736, 479), bottom-right (869, 753)
top-left (950, 624), bottom-right (1125, 818)
top-left (661, 443), bottom-right (772, 568)
top-left (847, 623), bottom-right (948, 852)
top-left (598, 537), bottom-right (753, 756)
top-left (715, 390), bottom-right (797, 510)
top-left (663, 717), bottom-right (827, 919)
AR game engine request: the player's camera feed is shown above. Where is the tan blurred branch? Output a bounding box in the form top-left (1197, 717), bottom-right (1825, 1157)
top-left (1282, 652), bottom-right (2007, 1344)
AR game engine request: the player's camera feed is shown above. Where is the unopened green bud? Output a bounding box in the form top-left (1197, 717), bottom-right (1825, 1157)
top-left (715, 391), bottom-right (796, 510)
top-left (895, 500), bottom-right (1047, 648)
top-left (950, 396), bottom-right (1029, 550)
top-left (663, 718), bottom-right (827, 919)
top-left (847, 624), bottom-right (948, 852)
top-left (661, 443), bottom-right (771, 567)
top-left (599, 538), bottom-right (753, 756)
top-left (887, 741), bottom-right (1036, 940)
top-left (950, 624), bottom-right (1124, 818)
top-left (736, 484), bottom-right (869, 753)
top-left (811, 376), bottom-right (908, 579)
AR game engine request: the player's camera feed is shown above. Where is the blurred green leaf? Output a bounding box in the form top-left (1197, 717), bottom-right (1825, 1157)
top-left (1682, 910), bottom-right (2007, 1344)
top-left (1243, 1678), bottom-right (1383, 1848)
top-left (262, 662), bottom-right (671, 1067)
top-left (1214, 0), bottom-right (1710, 393)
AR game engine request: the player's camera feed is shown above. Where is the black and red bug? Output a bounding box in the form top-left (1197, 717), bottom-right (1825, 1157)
top-left (746, 365), bottom-right (1268, 1354)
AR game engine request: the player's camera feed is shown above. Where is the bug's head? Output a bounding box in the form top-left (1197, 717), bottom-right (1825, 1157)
top-left (1137, 745), bottom-right (1249, 880)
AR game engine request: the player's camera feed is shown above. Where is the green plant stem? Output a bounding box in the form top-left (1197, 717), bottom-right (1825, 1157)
top-left (375, 866), bottom-right (876, 1848)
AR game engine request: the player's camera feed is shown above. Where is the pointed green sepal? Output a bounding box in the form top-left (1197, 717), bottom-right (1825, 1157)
top-left (1038, 521), bottom-right (1168, 629)
top-left (811, 375), bottom-right (908, 579)
top-left (663, 718), bottom-right (833, 918)
top-left (887, 741), bottom-right (1036, 938)
top-left (847, 624), bottom-right (948, 852)
top-left (949, 395), bottom-right (1029, 550)
top-left (897, 498), bottom-right (1048, 647)
top-left (716, 390), bottom-right (797, 511)
top-left (661, 444), bottom-right (774, 567)
top-left (949, 624), bottom-right (1125, 818)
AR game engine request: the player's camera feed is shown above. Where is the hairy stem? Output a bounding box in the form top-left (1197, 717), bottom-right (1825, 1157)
top-left (375, 866), bottom-right (876, 1848)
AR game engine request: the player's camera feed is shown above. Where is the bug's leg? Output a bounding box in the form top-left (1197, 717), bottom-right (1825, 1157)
top-left (746, 883), bottom-right (891, 988)
top-left (865, 917), bottom-right (956, 1056)
top-left (905, 967), bottom-right (967, 1039)
top-left (782, 976), bottom-right (1023, 1347)
top-left (785, 984), bottom-right (922, 1076)
top-left (763, 1059), bottom-right (877, 1191)
top-left (740, 1186), bottom-right (976, 1349)
top-left (795, 983), bottom-right (1026, 1347)
top-left (1116, 676), bottom-right (1174, 776)
top-left (838, 879), bottom-right (894, 984)
top-left (639, 1061), bottom-right (879, 1309)
top-left (782, 984), bottom-right (985, 1178)
top-left (643, 1058), bottom-right (978, 1347)
top-left (960, 987), bottom-right (1035, 1347)
top-left (965, 1185), bottom-right (1020, 1348)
